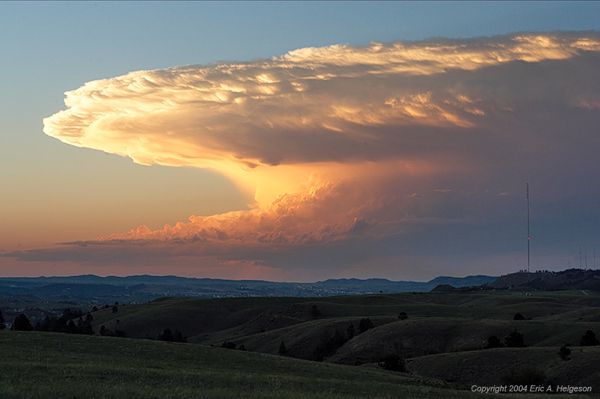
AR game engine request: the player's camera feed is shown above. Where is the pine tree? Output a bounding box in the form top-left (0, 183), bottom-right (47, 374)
top-left (581, 330), bottom-right (600, 346)
top-left (358, 318), bottom-right (374, 333)
top-left (559, 345), bottom-right (571, 360)
top-left (278, 341), bottom-right (287, 355)
top-left (158, 328), bottom-right (174, 342)
top-left (311, 305), bottom-right (321, 319)
top-left (346, 323), bottom-right (355, 339)
top-left (11, 314), bottom-right (33, 331)
top-left (505, 330), bottom-right (525, 347)
top-left (486, 335), bottom-right (503, 349)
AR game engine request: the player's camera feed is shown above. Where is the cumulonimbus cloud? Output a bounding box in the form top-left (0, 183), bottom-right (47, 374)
top-left (32, 32), bottom-right (600, 276)
top-left (43, 33), bottom-right (600, 169)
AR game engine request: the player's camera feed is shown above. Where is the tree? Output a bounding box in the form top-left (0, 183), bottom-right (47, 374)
top-left (513, 313), bottom-right (526, 321)
top-left (74, 314), bottom-right (94, 335)
top-left (35, 316), bottom-right (52, 332)
top-left (221, 341), bottom-right (236, 349)
top-left (313, 329), bottom-right (349, 361)
top-left (311, 305), bottom-right (321, 319)
top-left (580, 330), bottom-right (600, 346)
top-left (11, 314), bottom-right (33, 331)
top-left (486, 335), bottom-right (504, 349)
top-left (358, 318), bottom-right (374, 333)
top-left (173, 330), bottom-right (186, 343)
top-left (346, 323), bottom-right (355, 339)
top-left (0, 309), bottom-right (5, 330)
top-left (331, 329), bottom-right (346, 348)
top-left (559, 345), bottom-right (571, 361)
top-left (278, 341), bottom-right (287, 355)
top-left (380, 354), bottom-right (406, 372)
top-left (505, 330), bottom-right (525, 347)
top-left (100, 325), bottom-right (108, 336)
top-left (158, 328), bottom-right (174, 342)
top-left (398, 312), bottom-right (408, 320)
top-left (66, 320), bottom-right (78, 334)
top-left (112, 305), bottom-right (118, 314)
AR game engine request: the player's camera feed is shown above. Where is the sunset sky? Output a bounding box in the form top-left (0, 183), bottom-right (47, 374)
top-left (2, 2), bottom-right (600, 281)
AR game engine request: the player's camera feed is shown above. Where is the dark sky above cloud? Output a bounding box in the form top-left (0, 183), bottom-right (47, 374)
top-left (3, 33), bottom-right (600, 280)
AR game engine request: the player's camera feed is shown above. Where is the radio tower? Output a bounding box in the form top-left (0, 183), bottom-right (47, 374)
top-left (526, 183), bottom-right (531, 272)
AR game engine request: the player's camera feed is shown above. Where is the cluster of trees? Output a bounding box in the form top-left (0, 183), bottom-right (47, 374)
top-left (555, 329), bottom-right (599, 362)
top-left (0, 309), bottom-right (5, 330)
top-left (276, 318), bottom-right (377, 361)
top-left (379, 353), bottom-right (406, 372)
top-left (311, 305), bottom-right (321, 319)
top-left (312, 318), bottom-right (375, 361)
top-left (486, 330), bottom-right (526, 348)
top-left (99, 325), bottom-right (126, 337)
top-left (157, 328), bottom-right (186, 342)
top-left (6, 309), bottom-right (94, 335)
top-left (580, 329), bottom-right (599, 346)
top-left (12, 314), bottom-right (33, 331)
top-left (35, 309), bottom-right (94, 335)
top-left (221, 341), bottom-right (246, 351)
top-left (513, 312), bottom-right (530, 321)
top-left (487, 329), bottom-right (599, 356)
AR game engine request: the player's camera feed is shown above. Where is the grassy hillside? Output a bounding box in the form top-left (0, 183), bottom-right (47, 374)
top-left (3, 290), bottom-right (600, 398)
top-left (407, 346), bottom-right (600, 390)
top-left (330, 318), bottom-right (600, 364)
top-left (0, 331), bottom-right (478, 399)
top-left (73, 290), bottom-right (600, 395)
top-left (92, 296), bottom-right (312, 339)
top-left (91, 291), bottom-right (600, 360)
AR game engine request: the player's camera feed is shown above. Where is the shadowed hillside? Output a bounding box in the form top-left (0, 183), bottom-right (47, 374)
top-left (408, 346), bottom-right (600, 390)
top-left (87, 291), bottom-right (600, 380)
top-left (487, 269), bottom-right (600, 291)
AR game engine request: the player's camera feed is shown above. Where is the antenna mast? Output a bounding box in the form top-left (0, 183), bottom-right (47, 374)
top-left (527, 183), bottom-right (530, 272)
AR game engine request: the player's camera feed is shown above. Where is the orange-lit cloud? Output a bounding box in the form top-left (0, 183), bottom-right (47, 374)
top-left (22, 33), bottom-right (600, 278)
top-left (44, 33), bottom-right (599, 168)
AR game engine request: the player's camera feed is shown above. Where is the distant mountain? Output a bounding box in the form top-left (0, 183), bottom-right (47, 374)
top-left (428, 275), bottom-right (496, 288)
top-left (486, 268), bottom-right (600, 291)
top-left (0, 274), bottom-right (496, 304)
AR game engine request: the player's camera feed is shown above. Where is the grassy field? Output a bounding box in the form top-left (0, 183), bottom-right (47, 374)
top-left (0, 331), bottom-right (475, 399)
top-left (0, 331), bottom-right (594, 399)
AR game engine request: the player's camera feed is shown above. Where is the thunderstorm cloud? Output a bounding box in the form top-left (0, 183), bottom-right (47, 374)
top-left (24, 32), bottom-right (600, 278)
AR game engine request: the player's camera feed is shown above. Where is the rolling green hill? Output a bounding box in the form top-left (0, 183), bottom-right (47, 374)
top-left (330, 318), bottom-right (600, 364)
top-left (3, 290), bottom-right (600, 398)
top-left (407, 346), bottom-right (600, 390)
top-left (91, 291), bottom-right (600, 357)
top-left (81, 289), bottom-right (600, 394)
top-left (0, 331), bottom-right (473, 399)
